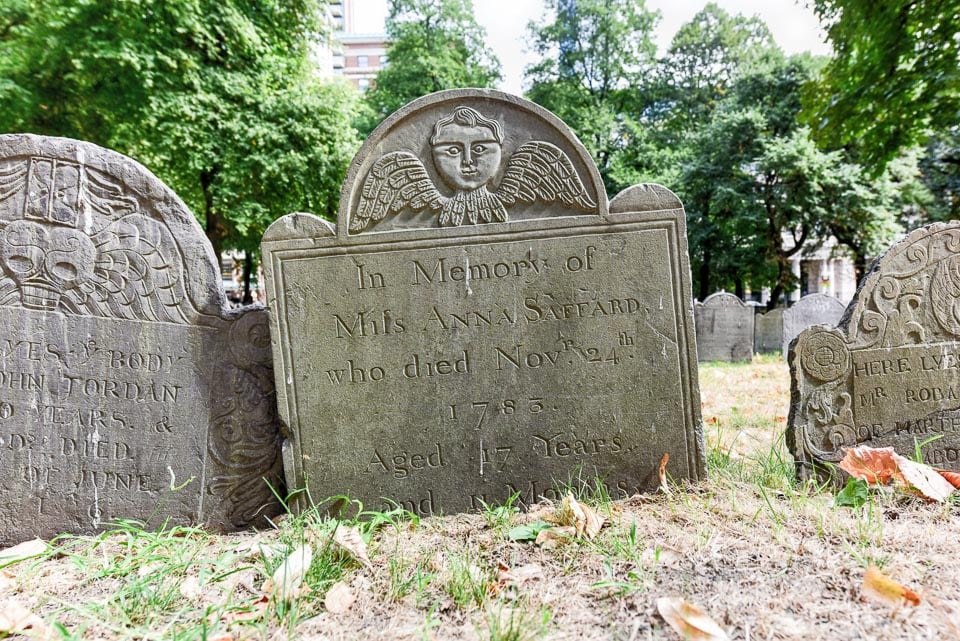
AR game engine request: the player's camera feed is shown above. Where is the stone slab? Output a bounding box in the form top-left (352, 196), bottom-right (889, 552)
top-left (781, 293), bottom-right (845, 356)
top-left (754, 308), bottom-right (784, 354)
top-left (0, 135), bottom-right (283, 542)
top-left (788, 222), bottom-right (960, 476)
top-left (262, 89), bottom-right (704, 515)
top-left (694, 293), bottom-right (753, 362)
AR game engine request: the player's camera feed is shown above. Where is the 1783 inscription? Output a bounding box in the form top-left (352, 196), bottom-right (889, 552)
top-left (263, 90), bottom-right (704, 514)
top-left (789, 222), bottom-right (960, 477)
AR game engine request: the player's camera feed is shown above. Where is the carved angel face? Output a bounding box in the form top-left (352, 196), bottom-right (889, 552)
top-left (431, 123), bottom-right (502, 191)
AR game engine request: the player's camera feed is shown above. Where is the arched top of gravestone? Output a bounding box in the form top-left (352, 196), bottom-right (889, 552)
top-left (700, 292), bottom-right (748, 309)
top-left (338, 89), bottom-right (607, 238)
top-left (788, 293), bottom-right (846, 317)
top-left (0, 134), bottom-right (225, 324)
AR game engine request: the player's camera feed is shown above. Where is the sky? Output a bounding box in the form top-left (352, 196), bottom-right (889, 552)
top-left (352, 0), bottom-right (831, 94)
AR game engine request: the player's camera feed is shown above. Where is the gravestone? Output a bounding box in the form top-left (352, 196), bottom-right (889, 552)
top-left (754, 308), bottom-right (784, 354)
top-left (694, 293), bottom-right (753, 362)
top-left (0, 134), bottom-right (283, 542)
top-left (782, 293), bottom-right (845, 356)
top-left (262, 89), bottom-right (704, 515)
top-left (789, 222), bottom-right (960, 477)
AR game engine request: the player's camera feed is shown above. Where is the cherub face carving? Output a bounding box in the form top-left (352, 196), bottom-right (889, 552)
top-left (430, 107), bottom-right (503, 192)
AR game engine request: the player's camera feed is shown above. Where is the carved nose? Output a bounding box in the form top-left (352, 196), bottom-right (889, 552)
top-left (461, 148), bottom-right (474, 167)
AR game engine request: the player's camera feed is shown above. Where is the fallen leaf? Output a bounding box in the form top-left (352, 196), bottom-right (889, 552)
top-left (558, 493), bottom-right (605, 539)
top-left (0, 599), bottom-right (52, 637)
top-left (333, 525), bottom-right (373, 572)
top-left (496, 562), bottom-right (543, 589)
top-left (535, 526), bottom-right (576, 549)
top-left (659, 453), bottom-right (671, 495)
top-left (840, 446), bottom-right (900, 485)
top-left (221, 595), bottom-right (269, 625)
top-left (862, 565), bottom-right (920, 607)
top-left (896, 456), bottom-right (955, 502)
top-left (641, 546), bottom-right (683, 568)
top-left (266, 544), bottom-right (313, 602)
top-left (324, 581), bottom-right (355, 614)
top-left (656, 596), bottom-right (729, 641)
top-left (0, 539), bottom-right (46, 567)
top-left (0, 570), bottom-right (15, 593)
top-left (938, 469), bottom-right (960, 488)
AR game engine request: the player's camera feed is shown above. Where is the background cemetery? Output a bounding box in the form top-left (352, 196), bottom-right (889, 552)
top-left (1, 0), bottom-right (959, 639)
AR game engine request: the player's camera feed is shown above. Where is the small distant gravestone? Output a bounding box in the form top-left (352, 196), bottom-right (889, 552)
top-left (789, 222), bottom-right (960, 477)
top-left (694, 293), bottom-right (753, 362)
top-left (754, 308), bottom-right (784, 354)
top-left (262, 89), bottom-right (705, 515)
top-left (782, 293), bottom-right (845, 356)
top-left (0, 135), bottom-right (282, 542)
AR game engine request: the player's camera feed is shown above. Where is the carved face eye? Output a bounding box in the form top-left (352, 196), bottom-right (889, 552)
top-left (4, 253), bottom-right (39, 275)
top-left (443, 146), bottom-right (461, 157)
top-left (473, 144), bottom-right (487, 154)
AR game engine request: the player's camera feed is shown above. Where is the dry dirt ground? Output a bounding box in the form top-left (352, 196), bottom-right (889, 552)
top-left (3, 356), bottom-right (959, 640)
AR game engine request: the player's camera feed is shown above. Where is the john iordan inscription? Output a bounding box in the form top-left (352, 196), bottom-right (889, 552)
top-left (263, 90), bottom-right (704, 515)
top-left (789, 222), bottom-right (960, 477)
top-left (0, 135), bottom-right (282, 542)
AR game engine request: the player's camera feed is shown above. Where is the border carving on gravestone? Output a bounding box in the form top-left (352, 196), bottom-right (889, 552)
top-left (694, 292), bottom-right (754, 362)
top-left (264, 89), bottom-right (704, 516)
top-left (0, 135), bottom-right (282, 539)
top-left (788, 222), bottom-right (960, 478)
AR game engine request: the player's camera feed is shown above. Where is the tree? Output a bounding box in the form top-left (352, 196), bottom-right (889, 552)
top-left (525, 0), bottom-right (658, 192)
top-left (0, 0), bottom-right (361, 300)
top-left (804, 0), bottom-right (960, 169)
top-left (363, 0), bottom-right (501, 127)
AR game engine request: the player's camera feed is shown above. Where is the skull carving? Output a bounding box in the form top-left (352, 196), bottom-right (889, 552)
top-left (0, 220), bottom-right (96, 310)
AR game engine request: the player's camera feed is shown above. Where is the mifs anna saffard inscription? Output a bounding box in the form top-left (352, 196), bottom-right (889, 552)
top-left (263, 90), bottom-right (704, 515)
top-left (789, 222), bottom-right (960, 478)
top-left (0, 135), bottom-right (282, 542)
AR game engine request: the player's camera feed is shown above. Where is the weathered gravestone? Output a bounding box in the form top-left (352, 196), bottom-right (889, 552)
top-left (782, 293), bottom-right (845, 357)
top-left (0, 135), bottom-right (283, 542)
top-left (789, 222), bottom-right (960, 477)
top-left (754, 308), bottom-right (784, 354)
top-left (262, 89), bottom-right (704, 514)
top-left (694, 293), bottom-right (753, 362)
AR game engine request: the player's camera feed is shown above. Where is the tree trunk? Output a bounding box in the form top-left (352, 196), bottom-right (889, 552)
top-left (200, 169), bottom-right (226, 272)
top-left (242, 253), bottom-right (254, 305)
top-left (734, 278), bottom-right (744, 300)
top-left (698, 248), bottom-right (711, 300)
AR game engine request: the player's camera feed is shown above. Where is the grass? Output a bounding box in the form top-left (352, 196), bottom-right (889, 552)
top-left (3, 356), bottom-right (960, 639)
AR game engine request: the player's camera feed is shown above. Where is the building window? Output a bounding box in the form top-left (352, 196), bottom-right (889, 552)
top-left (358, 78), bottom-right (370, 91)
top-left (379, 54), bottom-right (388, 66)
top-left (357, 55), bottom-right (369, 68)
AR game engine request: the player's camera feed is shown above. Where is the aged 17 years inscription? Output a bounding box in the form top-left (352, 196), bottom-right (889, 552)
top-left (263, 90), bottom-right (704, 514)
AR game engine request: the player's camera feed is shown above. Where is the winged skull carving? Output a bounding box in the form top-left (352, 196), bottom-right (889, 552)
top-left (0, 157), bottom-right (195, 323)
top-left (351, 106), bottom-right (598, 232)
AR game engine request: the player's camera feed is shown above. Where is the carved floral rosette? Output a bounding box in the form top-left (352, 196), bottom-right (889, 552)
top-left (0, 134), bottom-right (282, 536)
top-left (788, 222), bottom-right (960, 478)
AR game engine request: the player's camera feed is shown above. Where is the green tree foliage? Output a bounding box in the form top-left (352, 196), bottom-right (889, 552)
top-left (363, 0), bottom-right (501, 128)
top-left (0, 0), bottom-right (360, 287)
top-left (919, 129), bottom-right (960, 223)
top-left (524, 0), bottom-right (658, 192)
top-left (805, 0), bottom-right (960, 168)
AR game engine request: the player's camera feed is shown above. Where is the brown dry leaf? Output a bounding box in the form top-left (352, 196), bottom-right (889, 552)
top-left (497, 562), bottom-right (543, 589)
top-left (221, 595), bottom-right (269, 625)
top-left (266, 544), bottom-right (313, 602)
top-left (862, 565), bottom-right (921, 607)
top-left (895, 455), bottom-right (955, 502)
top-left (557, 493), bottom-right (605, 539)
top-left (0, 598), bottom-right (53, 638)
top-left (0, 539), bottom-right (46, 566)
top-left (659, 453), bottom-right (672, 495)
top-left (656, 596), bottom-right (729, 641)
top-left (938, 469), bottom-right (960, 488)
top-left (324, 580), bottom-right (355, 614)
top-left (840, 446), bottom-right (901, 485)
top-left (333, 525), bottom-right (374, 572)
top-left (535, 526), bottom-right (576, 549)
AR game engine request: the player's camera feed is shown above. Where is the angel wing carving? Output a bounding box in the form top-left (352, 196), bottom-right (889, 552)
top-left (351, 106), bottom-right (598, 232)
top-left (350, 152), bottom-right (444, 232)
